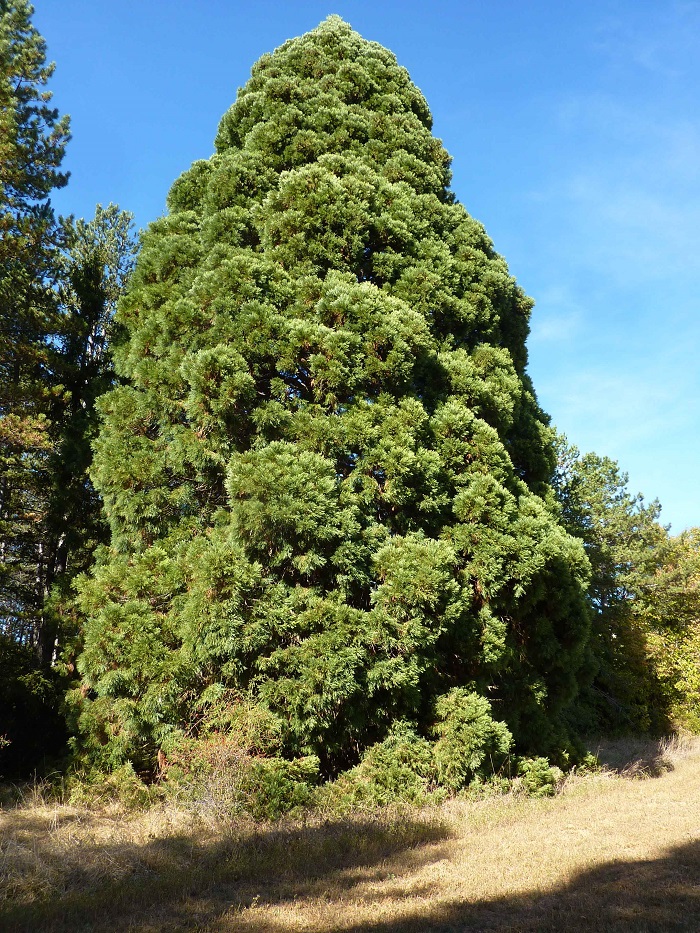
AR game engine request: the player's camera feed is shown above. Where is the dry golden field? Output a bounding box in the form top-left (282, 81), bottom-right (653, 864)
top-left (2, 736), bottom-right (700, 932)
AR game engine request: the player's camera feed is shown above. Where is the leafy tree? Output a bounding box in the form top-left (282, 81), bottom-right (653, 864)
top-left (552, 437), bottom-right (669, 731)
top-left (0, 204), bottom-right (137, 775)
top-left (0, 0), bottom-right (69, 270)
top-left (636, 528), bottom-right (700, 729)
top-left (1, 193), bottom-right (136, 660)
top-left (74, 17), bottom-right (591, 784)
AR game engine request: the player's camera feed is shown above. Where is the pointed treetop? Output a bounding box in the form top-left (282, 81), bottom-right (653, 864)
top-left (212, 15), bottom-right (435, 159)
top-left (77, 15), bottom-right (592, 786)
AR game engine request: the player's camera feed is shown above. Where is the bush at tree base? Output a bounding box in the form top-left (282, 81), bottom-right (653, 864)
top-left (69, 17), bottom-right (593, 798)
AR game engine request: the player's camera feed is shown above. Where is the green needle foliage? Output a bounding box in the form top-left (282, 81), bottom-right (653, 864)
top-left (0, 3), bottom-right (138, 777)
top-left (552, 437), bottom-right (669, 733)
top-left (0, 0), bottom-right (70, 646)
top-left (74, 18), bottom-right (591, 791)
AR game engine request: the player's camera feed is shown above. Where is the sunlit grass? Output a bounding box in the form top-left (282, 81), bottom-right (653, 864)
top-left (2, 735), bottom-right (699, 932)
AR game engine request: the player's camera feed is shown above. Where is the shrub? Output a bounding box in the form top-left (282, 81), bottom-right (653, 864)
top-left (517, 756), bottom-right (563, 797)
top-left (163, 734), bottom-right (318, 821)
top-left (432, 689), bottom-right (513, 790)
top-left (319, 722), bottom-right (441, 810)
top-left (67, 762), bottom-right (155, 809)
top-left (241, 756), bottom-right (319, 820)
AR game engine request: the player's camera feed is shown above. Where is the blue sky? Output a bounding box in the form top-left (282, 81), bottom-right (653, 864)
top-left (34, 1), bottom-right (699, 531)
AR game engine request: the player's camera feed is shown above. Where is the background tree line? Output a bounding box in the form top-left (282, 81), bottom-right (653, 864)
top-left (0, 4), bottom-right (698, 801)
top-left (0, 0), bottom-right (136, 775)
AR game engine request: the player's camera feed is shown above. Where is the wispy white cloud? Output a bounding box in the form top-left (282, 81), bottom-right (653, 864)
top-left (518, 3), bottom-right (700, 528)
top-left (529, 285), bottom-right (583, 344)
top-left (543, 367), bottom-right (692, 447)
top-left (530, 93), bottom-right (700, 290)
top-left (592, 2), bottom-right (700, 78)
top-left (561, 171), bottom-right (700, 287)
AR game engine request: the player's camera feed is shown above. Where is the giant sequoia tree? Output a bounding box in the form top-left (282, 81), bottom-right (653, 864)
top-left (75, 18), bottom-right (591, 780)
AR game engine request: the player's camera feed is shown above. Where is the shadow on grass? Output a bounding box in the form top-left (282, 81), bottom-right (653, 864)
top-left (4, 809), bottom-right (700, 933)
top-left (0, 808), bottom-right (451, 933)
top-left (338, 837), bottom-right (700, 932)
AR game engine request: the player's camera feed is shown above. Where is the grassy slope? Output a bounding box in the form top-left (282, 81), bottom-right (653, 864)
top-left (2, 737), bottom-right (700, 932)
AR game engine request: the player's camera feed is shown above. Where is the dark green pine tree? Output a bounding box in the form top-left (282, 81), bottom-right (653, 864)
top-left (39, 204), bottom-right (137, 666)
top-left (75, 18), bottom-right (591, 781)
top-left (0, 0), bottom-right (70, 645)
top-left (0, 202), bottom-right (137, 778)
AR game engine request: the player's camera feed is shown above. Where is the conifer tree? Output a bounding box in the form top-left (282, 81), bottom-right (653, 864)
top-left (0, 4), bottom-right (137, 775)
top-left (552, 438), bottom-right (668, 731)
top-left (39, 204), bottom-right (137, 665)
top-left (0, 0), bottom-right (70, 644)
top-left (75, 18), bottom-right (591, 782)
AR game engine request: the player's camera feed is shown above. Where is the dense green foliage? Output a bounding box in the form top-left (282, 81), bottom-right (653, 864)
top-left (0, 0), bottom-right (70, 650)
top-left (2, 11), bottom-right (697, 799)
top-left (637, 528), bottom-right (700, 730)
top-left (73, 17), bottom-right (594, 787)
top-left (0, 200), bottom-right (136, 776)
top-left (43, 205), bottom-right (137, 659)
top-left (553, 438), bottom-right (700, 734)
top-left (0, 2), bottom-right (136, 776)
top-left (0, 0), bottom-right (69, 281)
top-left (552, 438), bottom-right (667, 731)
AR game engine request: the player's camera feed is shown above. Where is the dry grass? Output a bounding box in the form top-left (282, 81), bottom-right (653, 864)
top-left (2, 735), bottom-right (700, 932)
top-left (589, 732), bottom-right (695, 777)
